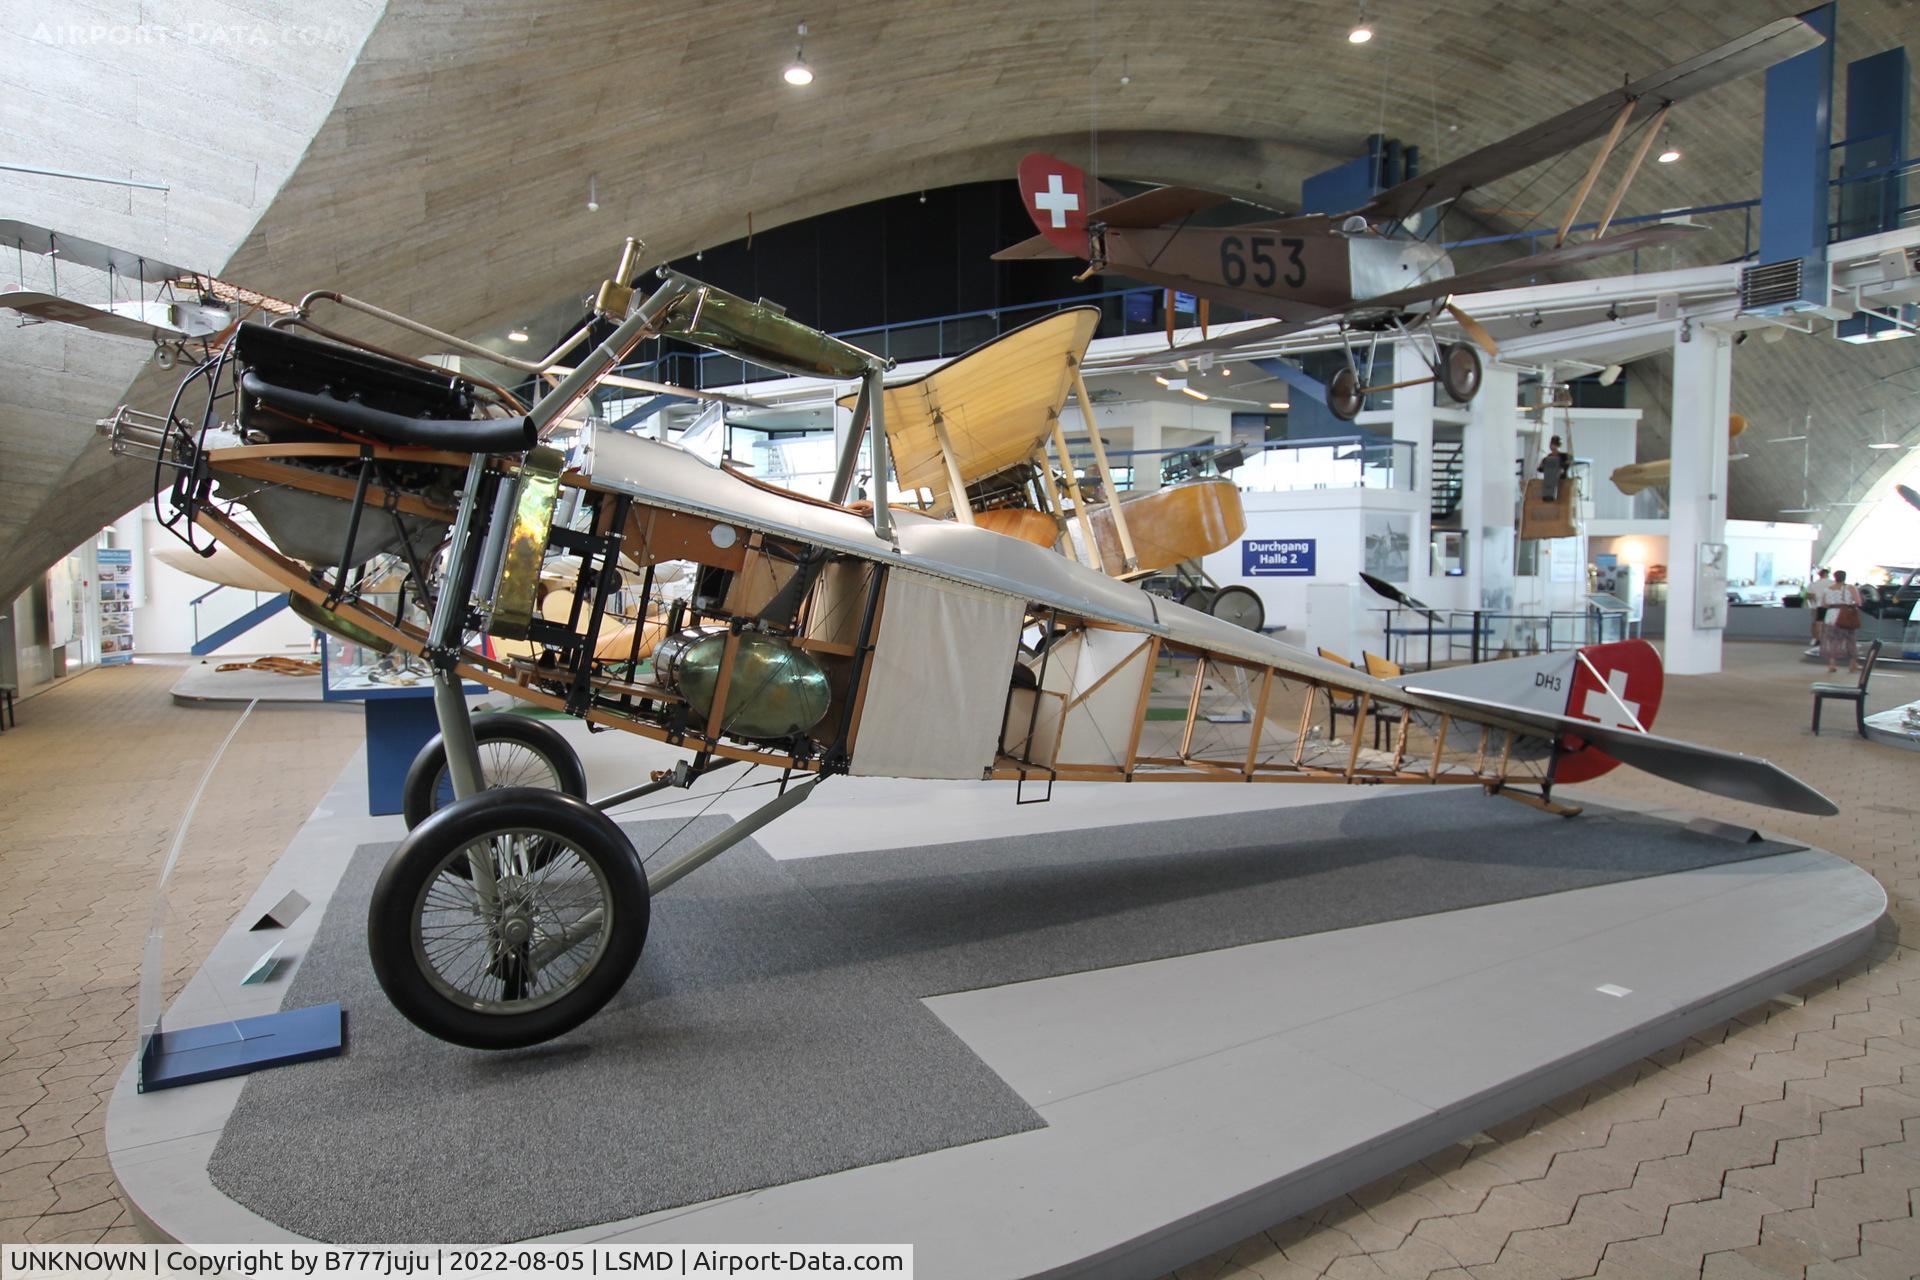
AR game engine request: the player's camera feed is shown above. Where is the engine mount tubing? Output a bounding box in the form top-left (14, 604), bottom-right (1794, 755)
top-left (527, 279), bottom-right (692, 435)
top-left (863, 365), bottom-right (894, 543)
top-left (831, 376), bottom-right (872, 506)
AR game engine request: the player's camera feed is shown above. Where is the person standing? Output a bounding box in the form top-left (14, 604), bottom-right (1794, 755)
top-left (1809, 567), bottom-right (1830, 647)
top-left (1818, 569), bottom-right (1863, 674)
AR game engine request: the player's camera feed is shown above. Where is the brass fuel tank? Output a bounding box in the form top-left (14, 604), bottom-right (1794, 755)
top-left (652, 627), bottom-right (830, 741)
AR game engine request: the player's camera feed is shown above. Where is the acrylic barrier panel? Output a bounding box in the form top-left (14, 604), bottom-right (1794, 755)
top-left (136, 700), bottom-right (260, 1062)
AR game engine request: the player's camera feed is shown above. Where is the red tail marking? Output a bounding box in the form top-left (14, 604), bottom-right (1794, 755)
top-left (1017, 154), bottom-right (1089, 256)
top-left (1555, 639), bottom-right (1665, 784)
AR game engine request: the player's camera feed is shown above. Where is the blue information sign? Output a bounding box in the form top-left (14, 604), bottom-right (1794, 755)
top-left (1172, 290), bottom-right (1197, 314)
top-left (1241, 537), bottom-right (1316, 577)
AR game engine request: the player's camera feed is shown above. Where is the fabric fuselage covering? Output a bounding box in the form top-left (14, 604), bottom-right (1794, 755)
top-left (852, 570), bottom-right (1025, 779)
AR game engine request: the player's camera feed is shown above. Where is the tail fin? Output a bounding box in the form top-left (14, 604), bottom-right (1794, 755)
top-left (1017, 154), bottom-right (1092, 255)
top-left (1392, 638), bottom-right (1665, 783)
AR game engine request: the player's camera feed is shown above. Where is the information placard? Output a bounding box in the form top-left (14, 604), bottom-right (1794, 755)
top-left (1241, 537), bottom-right (1316, 577)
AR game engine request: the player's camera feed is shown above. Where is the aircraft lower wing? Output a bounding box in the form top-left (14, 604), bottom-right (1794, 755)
top-left (0, 289), bottom-right (229, 342)
top-left (1401, 685), bottom-right (1838, 817)
top-left (1351, 223), bottom-right (1703, 315)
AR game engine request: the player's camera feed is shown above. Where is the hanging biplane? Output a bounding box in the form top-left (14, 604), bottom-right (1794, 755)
top-left (993, 16), bottom-right (1824, 420)
top-left (96, 234), bottom-right (1835, 1054)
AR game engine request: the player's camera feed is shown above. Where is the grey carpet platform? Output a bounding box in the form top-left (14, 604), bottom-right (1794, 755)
top-left (205, 792), bottom-right (1802, 1243)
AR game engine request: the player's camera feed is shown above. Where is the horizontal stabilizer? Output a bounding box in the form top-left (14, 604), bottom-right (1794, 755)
top-left (1355, 16), bottom-right (1826, 224)
top-left (1087, 184), bottom-right (1235, 228)
top-left (991, 233), bottom-right (1073, 261)
top-left (1402, 684), bottom-right (1838, 816)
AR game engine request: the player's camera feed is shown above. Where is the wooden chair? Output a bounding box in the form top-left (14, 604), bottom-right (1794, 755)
top-left (1316, 648), bottom-right (1362, 742)
top-left (1811, 640), bottom-right (1881, 737)
top-left (1362, 652), bottom-right (1405, 749)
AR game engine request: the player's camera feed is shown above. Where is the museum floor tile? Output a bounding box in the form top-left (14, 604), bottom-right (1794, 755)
top-left (1163, 642), bottom-right (1920, 1280)
top-left (0, 660), bottom-right (361, 1245)
top-left (3, 643), bottom-right (1917, 1278)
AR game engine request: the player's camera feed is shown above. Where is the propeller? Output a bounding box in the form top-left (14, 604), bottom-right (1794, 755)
top-left (1445, 303), bottom-right (1501, 358)
top-left (1359, 572), bottom-right (1442, 620)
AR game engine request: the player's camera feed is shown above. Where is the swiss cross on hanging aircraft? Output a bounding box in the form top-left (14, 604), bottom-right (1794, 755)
top-left (995, 16), bottom-right (1824, 421)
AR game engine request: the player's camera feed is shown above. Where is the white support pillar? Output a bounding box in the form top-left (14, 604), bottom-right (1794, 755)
top-left (1463, 365), bottom-right (1520, 619)
top-left (1392, 343), bottom-right (1436, 599)
top-left (1132, 419), bottom-right (1163, 493)
top-left (1663, 324), bottom-right (1733, 674)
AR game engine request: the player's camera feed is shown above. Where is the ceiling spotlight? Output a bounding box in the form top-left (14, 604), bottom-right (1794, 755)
top-left (1656, 127), bottom-right (1681, 163)
top-left (507, 328), bottom-right (530, 343)
top-left (1119, 55), bottom-right (1132, 87)
top-left (586, 174), bottom-right (599, 213)
top-left (783, 23), bottom-right (813, 85)
top-left (1598, 364), bottom-right (1623, 386)
top-left (1348, 21), bottom-right (1373, 43)
top-left (1221, 366), bottom-right (1232, 376)
top-left (1268, 401), bottom-right (1291, 410)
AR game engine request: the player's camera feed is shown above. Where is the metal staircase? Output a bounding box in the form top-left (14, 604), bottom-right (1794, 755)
top-left (1430, 440), bottom-right (1464, 522)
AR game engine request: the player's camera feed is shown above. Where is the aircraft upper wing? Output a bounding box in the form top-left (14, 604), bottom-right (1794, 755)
top-left (0, 219), bottom-right (199, 280)
top-left (1354, 16), bottom-right (1825, 225)
top-left (1401, 684), bottom-right (1839, 816)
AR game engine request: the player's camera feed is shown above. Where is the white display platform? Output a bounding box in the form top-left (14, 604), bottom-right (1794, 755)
top-left (107, 720), bottom-right (1884, 1278)
top-left (1864, 698), bottom-right (1920, 752)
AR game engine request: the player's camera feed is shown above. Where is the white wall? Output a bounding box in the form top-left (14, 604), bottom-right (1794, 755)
top-left (1200, 487), bottom-right (1423, 657)
top-left (1724, 519), bottom-right (1817, 589)
top-left (124, 512), bottom-right (314, 656)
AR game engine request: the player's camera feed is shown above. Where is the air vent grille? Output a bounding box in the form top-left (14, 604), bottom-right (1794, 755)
top-left (1741, 259), bottom-right (1804, 311)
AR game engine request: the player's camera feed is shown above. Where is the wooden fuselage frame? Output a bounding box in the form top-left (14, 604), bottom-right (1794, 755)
top-left (199, 440), bottom-right (1564, 800)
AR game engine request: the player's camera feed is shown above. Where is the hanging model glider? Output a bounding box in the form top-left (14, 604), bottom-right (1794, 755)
top-left (994, 16), bottom-right (1824, 420)
top-left (111, 236), bottom-right (1834, 1052)
top-left (1613, 414), bottom-right (1749, 496)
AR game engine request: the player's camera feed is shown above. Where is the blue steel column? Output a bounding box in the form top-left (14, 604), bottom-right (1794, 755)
top-left (1757, 3), bottom-right (1835, 273)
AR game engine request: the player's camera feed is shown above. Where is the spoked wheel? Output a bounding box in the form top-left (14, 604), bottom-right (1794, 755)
top-left (402, 713), bottom-right (587, 830)
top-left (1208, 585), bottom-right (1266, 631)
top-left (1328, 365), bottom-right (1365, 421)
top-left (368, 789), bottom-right (648, 1049)
top-left (1440, 342), bottom-right (1482, 403)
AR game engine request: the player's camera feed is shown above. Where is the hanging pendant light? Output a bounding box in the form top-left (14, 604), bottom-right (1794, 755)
top-left (783, 23), bottom-right (814, 85)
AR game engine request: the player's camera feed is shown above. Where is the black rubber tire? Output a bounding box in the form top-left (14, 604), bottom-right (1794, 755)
top-left (1440, 342), bottom-right (1482, 403)
top-left (402, 713), bottom-right (587, 830)
top-left (1208, 585), bottom-right (1266, 631)
top-left (367, 789), bottom-right (648, 1050)
top-left (1328, 366), bottom-right (1365, 421)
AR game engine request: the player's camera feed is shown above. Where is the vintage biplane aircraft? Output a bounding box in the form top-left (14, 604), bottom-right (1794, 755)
top-left (828, 307), bottom-right (1263, 626)
top-left (104, 236), bottom-right (1833, 1053)
top-left (994, 16), bottom-right (1823, 420)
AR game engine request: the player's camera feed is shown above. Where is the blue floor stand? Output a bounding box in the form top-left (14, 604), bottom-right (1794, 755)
top-left (138, 1003), bottom-right (344, 1092)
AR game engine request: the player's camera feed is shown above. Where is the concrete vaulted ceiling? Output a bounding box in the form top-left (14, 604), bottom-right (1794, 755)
top-left (3, 0), bottom-right (1918, 601)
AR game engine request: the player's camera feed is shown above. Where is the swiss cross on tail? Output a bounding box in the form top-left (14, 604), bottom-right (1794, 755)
top-left (1017, 154), bottom-right (1090, 255)
top-left (1555, 639), bottom-right (1666, 784)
